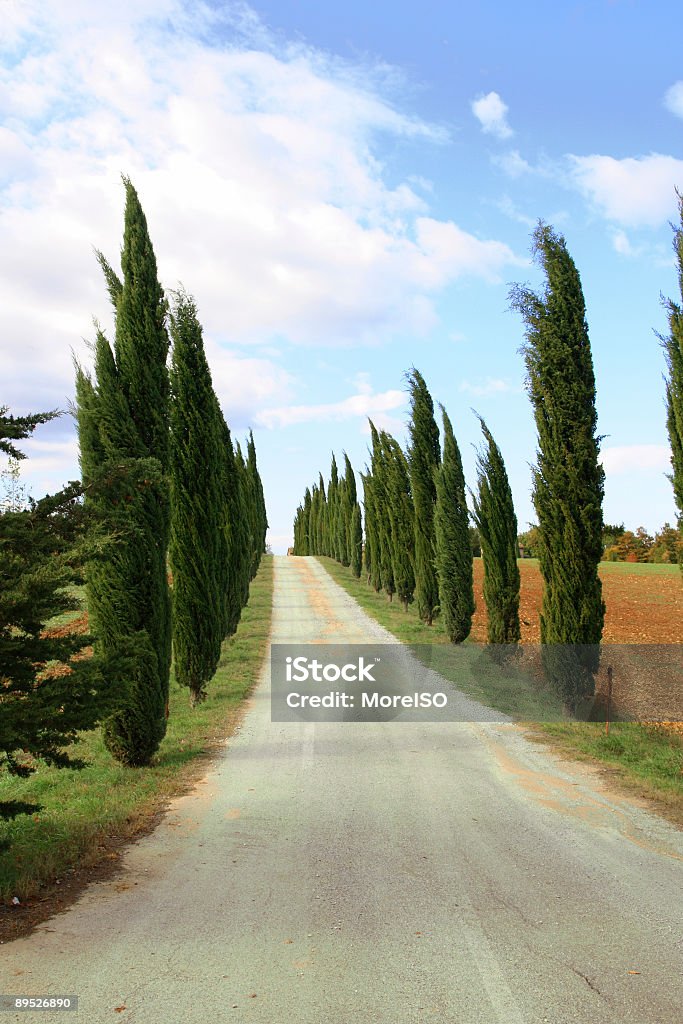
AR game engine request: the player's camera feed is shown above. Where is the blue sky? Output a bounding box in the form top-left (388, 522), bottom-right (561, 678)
top-left (1, 0), bottom-right (682, 552)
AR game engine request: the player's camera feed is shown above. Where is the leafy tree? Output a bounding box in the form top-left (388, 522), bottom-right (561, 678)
top-left (649, 522), bottom-right (681, 564)
top-left (517, 525), bottom-right (541, 558)
top-left (75, 178), bottom-right (172, 765)
top-left (602, 522), bottom-right (625, 552)
top-left (661, 190), bottom-right (683, 580)
top-left (603, 526), bottom-right (653, 562)
top-left (470, 414), bottom-right (520, 644)
top-left (469, 526), bottom-right (481, 557)
top-left (406, 368), bottom-right (441, 624)
top-left (510, 221), bottom-right (605, 713)
top-left (434, 406), bottom-right (474, 643)
top-left (0, 411), bottom-right (130, 843)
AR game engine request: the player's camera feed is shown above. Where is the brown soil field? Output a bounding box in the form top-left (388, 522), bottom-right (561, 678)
top-left (470, 560), bottom-right (683, 645)
top-left (471, 560), bottom-right (683, 725)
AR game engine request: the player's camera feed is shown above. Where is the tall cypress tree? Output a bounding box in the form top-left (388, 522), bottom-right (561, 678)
top-left (661, 190), bottom-right (683, 579)
top-left (350, 502), bottom-right (363, 577)
top-left (369, 422), bottom-right (395, 600)
top-left (342, 454), bottom-right (357, 567)
top-left (470, 414), bottom-right (520, 644)
top-left (510, 221), bottom-right (605, 712)
top-left (382, 432), bottom-right (415, 610)
top-left (434, 406), bottom-right (474, 643)
top-left (75, 177), bottom-right (171, 766)
top-left (168, 289), bottom-right (224, 706)
top-left (234, 441), bottom-right (252, 608)
top-left (246, 431), bottom-right (268, 578)
top-left (407, 368), bottom-right (440, 624)
top-left (362, 471), bottom-right (382, 592)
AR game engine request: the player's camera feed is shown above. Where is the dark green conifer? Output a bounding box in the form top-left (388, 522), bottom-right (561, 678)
top-left (75, 178), bottom-right (171, 766)
top-left (510, 221), bottom-right (605, 712)
top-left (661, 191), bottom-right (683, 579)
top-left (350, 502), bottom-right (363, 577)
top-left (168, 289), bottom-right (225, 706)
top-left (382, 432), bottom-right (415, 610)
top-left (470, 414), bottom-right (520, 644)
top-left (369, 422), bottom-right (395, 600)
top-left (434, 406), bottom-right (474, 643)
top-left (406, 368), bottom-right (440, 624)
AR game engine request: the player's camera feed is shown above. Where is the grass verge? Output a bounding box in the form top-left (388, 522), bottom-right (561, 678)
top-left (316, 555), bottom-right (683, 825)
top-left (0, 555), bottom-right (274, 907)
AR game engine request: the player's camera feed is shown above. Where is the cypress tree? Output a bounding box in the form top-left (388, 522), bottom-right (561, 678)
top-left (350, 502), bottom-right (363, 577)
top-left (470, 414), bottom-right (520, 644)
top-left (317, 473), bottom-right (327, 555)
top-left (382, 432), bottom-right (415, 610)
top-left (75, 177), bottom-right (171, 766)
top-left (168, 289), bottom-right (224, 706)
top-left (302, 487), bottom-right (312, 555)
top-left (661, 190), bottom-right (683, 579)
top-left (406, 368), bottom-right (440, 624)
top-left (234, 441), bottom-right (252, 608)
top-left (342, 453), bottom-right (357, 567)
top-left (369, 422), bottom-right (395, 600)
top-left (362, 471), bottom-right (382, 591)
top-left (434, 406), bottom-right (474, 643)
top-left (246, 431), bottom-right (268, 578)
top-left (510, 221), bottom-right (605, 713)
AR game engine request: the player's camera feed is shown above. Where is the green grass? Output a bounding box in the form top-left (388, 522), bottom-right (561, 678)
top-left (0, 556), bottom-right (274, 902)
top-left (317, 555), bottom-right (683, 822)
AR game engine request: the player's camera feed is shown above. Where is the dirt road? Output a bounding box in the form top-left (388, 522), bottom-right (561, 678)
top-left (2, 556), bottom-right (682, 1022)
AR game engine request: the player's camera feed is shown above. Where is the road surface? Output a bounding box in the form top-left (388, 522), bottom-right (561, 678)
top-left (2, 556), bottom-right (682, 1023)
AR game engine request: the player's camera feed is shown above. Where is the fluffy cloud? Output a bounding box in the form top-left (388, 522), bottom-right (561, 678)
top-left (459, 378), bottom-right (511, 397)
top-left (256, 386), bottom-right (405, 430)
top-left (471, 92), bottom-right (513, 139)
top-left (600, 444), bottom-right (671, 475)
top-left (664, 81), bottom-right (683, 119)
top-left (568, 153), bottom-right (683, 227)
top-left (0, 0), bottom-right (524, 433)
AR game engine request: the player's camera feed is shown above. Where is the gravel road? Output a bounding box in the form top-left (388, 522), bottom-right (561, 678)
top-left (2, 555), bottom-right (683, 1023)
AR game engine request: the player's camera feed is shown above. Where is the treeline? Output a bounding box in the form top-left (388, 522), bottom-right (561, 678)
top-left (519, 522), bottom-right (681, 564)
top-left (292, 369), bottom-right (520, 647)
top-left (292, 453), bottom-right (363, 577)
top-left (1, 178), bottom-right (267, 832)
top-left (292, 223), bottom-right (612, 713)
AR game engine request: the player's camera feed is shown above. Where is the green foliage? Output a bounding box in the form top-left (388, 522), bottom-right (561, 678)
top-left (382, 431), bottom-right (415, 609)
top-left (470, 414), bottom-right (520, 644)
top-left (168, 289), bottom-right (225, 705)
top-left (510, 221), bottom-right (604, 711)
top-left (350, 502), bottom-right (363, 578)
top-left (0, 411), bottom-right (131, 840)
top-left (406, 368), bottom-right (441, 625)
top-left (661, 190), bottom-right (683, 580)
top-left (369, 422), bottom-right (395, 600)
top-left (434, 406), bottom-right (474, 643)
top-left (75, 177), bottom-right (172, 766)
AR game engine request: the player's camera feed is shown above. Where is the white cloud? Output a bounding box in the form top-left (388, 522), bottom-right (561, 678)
top-left (664, 81), bottom-right (683, 119)
top-left (1, 0), bottom-right (525, 430)
top-left (492, 149), bottom-right (533, 178)
top-left (412, 217), bottom-right (525, 285)
top-left (256, 386), bottom-right (405, 430)
top-left (568, 153), bottom-right (683, 227)
top-left (471, 91), bottom-right (513, 139)
top-left (459, 378), bottom-right (511, 397)
top-left (600, 444), bottom-right (671, 475)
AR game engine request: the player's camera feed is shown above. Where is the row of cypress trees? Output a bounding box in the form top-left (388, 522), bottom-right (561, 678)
top-left (290, 220), bottom-right (614, 714)
top-left (75, 178), bottom-right (267, 765)
top-left (292, 453), bottom-right (363, 577)
top-left (290, 367), bottom-right (520, 648)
